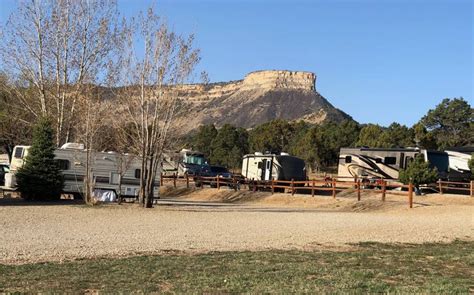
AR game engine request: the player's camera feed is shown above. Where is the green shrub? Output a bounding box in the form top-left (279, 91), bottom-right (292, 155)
top-left (399, 154), bottom-right (438, 190)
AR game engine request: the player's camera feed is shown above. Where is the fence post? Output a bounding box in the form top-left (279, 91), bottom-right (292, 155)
top-left (408, 182), bottom-right (413, 208)
top-left (233, 176), bottom-right (237, 192)
top-left (332, 178), bottom-right (336, 199)
top-left (382, 180), bottom-right (386, 202)
top-left (438, 178), bottom-right (443, 194)
top-left (160, 172), bottom-right (163, 186)
top-left (291, 178), bottom-right (295, 196)
top-left (311, 179), bottom-right (315, 197)
top-left (271, 179), bottom-right (274, 194)
top-left (470, 180), bottom-right (473, 197)
top-left (217, 176), bottom-right (220, 190)
top-left (173, 173), bottom-right (176, 188)
top-left (185, 173), bottom-right (189, 189)
top-left (357, 179), bottom-right (361, 201)
top-left (253, 180), bottom-right (257, 192)
top-left (199, 175), bottom-right (203, 189)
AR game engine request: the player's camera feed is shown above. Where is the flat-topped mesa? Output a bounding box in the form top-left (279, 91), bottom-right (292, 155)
top-left (179, 70), bottom-right (317, 103)
top-left (241, 70), bottom-right (316, 91)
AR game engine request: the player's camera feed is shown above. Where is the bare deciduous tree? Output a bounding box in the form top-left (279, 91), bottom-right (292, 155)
top-left (0, 0), bottom-right (119, 146)
top-left (0, 73), bottom-right (34, 159)
top-left (115, 8), bottom-right (200, 207)
top-left (74, 86), bottom-right (114, 204)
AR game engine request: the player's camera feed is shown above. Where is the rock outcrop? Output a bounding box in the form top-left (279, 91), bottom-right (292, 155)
top-left (173, 70), bottom-right (352, 134)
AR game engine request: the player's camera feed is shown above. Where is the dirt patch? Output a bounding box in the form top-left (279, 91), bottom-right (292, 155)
top-left (160, 186), bottom-right (195, 198)
top-left (163, 185), bottom-right (474, 212)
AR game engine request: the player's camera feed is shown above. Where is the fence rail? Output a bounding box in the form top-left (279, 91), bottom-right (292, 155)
top-left (160, 173), bottom-right (473, 208)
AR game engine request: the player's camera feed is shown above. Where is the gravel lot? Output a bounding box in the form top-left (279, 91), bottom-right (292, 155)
top-left (1, 195), bottom-right (473, 264)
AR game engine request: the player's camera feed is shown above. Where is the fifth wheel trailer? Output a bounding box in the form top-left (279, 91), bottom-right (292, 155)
top-left (337, 147), bottom-right (449, 181)
top-left (7, 144), bottom-right (160, 200)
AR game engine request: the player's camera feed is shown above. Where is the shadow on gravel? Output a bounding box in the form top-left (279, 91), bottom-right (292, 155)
top-left (157, 199), bottom-right (343, 213)
top-left (0, 198), bottom-right (85, 207)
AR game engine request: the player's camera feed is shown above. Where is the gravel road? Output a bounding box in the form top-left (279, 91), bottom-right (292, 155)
top-left (0, 199), bottom-right (472, 264)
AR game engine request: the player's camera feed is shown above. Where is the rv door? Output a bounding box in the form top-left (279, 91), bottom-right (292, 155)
top-left (264, 159), bottom-right (271, 180)
top-left (260, 159), bottom-right (266, 180)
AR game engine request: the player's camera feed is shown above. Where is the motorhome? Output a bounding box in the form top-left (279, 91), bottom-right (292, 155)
top-left (241, 152), bottom-right (306, 181)
top-left (7, 143), bottom-right (160, 200)
top-left (445, 147), bottom-right (473, 182)
top-left (337, 147), bottom-right (449, 181)
top-left (162, 149), bottom-right (209, 176)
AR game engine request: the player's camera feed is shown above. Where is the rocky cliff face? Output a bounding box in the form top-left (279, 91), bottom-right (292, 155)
top-left (173, 70), bottom-right (352, 134)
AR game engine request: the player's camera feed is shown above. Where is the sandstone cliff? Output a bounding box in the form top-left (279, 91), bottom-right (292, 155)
top-left (173, 70), bottom-right (352, 133)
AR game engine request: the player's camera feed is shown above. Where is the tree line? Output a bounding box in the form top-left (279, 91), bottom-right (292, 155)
top-left (189, 98), bottom-right (473, 171)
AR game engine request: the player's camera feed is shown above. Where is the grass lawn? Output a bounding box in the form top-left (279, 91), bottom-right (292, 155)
top-left (1, 241), bottom-right (472, 293)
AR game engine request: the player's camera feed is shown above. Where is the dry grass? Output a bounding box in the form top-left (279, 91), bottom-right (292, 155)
top-left (1, 240), bottom-right (472, 293)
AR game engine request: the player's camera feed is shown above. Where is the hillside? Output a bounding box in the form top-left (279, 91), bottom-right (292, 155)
top-left (173, 70), bottom-right (352, 134)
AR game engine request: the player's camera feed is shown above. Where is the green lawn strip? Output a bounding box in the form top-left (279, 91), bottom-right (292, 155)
top-left (0, 240), bottom-right (472, 293)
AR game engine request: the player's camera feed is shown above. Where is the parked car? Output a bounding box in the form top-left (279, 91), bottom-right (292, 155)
top-left (0, 164), bottom-right (10, 186)
top-left (194, 165), bottom-right (233, 188)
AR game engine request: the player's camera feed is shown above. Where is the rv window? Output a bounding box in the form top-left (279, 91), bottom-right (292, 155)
top-left (257, 162), bottom-right (263, 169)
top-left (56, 159), bottom-right (70, 170)
top-left (14, 147), bottom-right (23, 159)
top-left (384, 157), bottom-right (396, 165)
top-left (405, 156), bottom-right (414, 165)
top-left (110, 172), bottom-right (120, 185)
top-left (345, 156), bottom-right (352, 163)
top-left (134, 169), bottom-right (141, 178)
top-left (375, 158), bottom-right (382, 163)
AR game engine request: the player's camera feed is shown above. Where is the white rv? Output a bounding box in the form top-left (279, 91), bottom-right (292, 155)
top-left (8, 144), bottom-right (160, 200)
top-left (337, 147), bottom-right (449, 181)
top-left (241, 152), bottom-right (306, 181)
top-left (445, 147), bottom-right (473, 182)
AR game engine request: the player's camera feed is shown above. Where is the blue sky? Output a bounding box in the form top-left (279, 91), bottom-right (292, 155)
top-left (1, 0), bottom-right (472, 126)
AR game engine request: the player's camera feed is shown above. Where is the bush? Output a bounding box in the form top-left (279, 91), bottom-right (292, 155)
top-left (16, 117), bottom-right (63, 200)
top-left (399, 154), bottom-right (438, 192)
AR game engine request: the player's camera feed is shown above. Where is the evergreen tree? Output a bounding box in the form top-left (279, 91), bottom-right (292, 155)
top-left (249, 119), bottom-right (294, 153)
top-left (420, 98), bottom-right (473, 149)
top-left (210, 124), bottom-right (249, 169)
top-left (16, 117), bottom-right (64, 200)
top-left (412, 122), bottom-right (438, 149)
top-left (356, 124), bottom-right (385, 147)
top-left (399, 154), bottom-right (438, 194)
top-left (379, 123), bottom-right (414, 148)
top-left (192, 124), bottom-right (218, 157)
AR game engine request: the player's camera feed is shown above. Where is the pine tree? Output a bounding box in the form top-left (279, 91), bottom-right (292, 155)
top-left (399, 154), bottom-right (438, 194)
top-left (16, 117), bottom-right (64, 200)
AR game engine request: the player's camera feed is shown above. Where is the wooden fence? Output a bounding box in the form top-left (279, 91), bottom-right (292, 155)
top-left (160, 173), bottom-right (473, 208)
top-left (437, 179), bottom-right (474, 196)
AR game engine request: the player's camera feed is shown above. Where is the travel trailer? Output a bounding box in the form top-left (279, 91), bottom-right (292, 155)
top-left (162, 149), bottom-right (209, 176)
top-left (337, 147), bottom-right (449, 181)
top-left (445, 147), bottom-right (473, 182)
top-left (241, 152), bottom-right (306, 181)
top-left (7, 144), bottom-right (160, 200)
